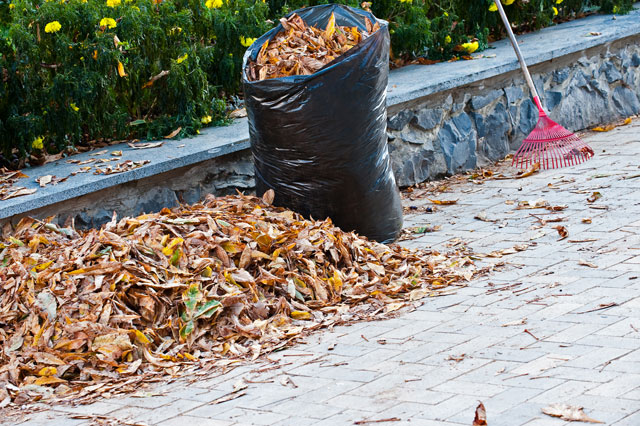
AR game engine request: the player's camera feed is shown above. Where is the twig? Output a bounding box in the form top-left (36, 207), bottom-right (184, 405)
top-left (631, 324), bottom-right (638, 333)
top-left (599, 352), bottom-right (629, 372)
top-left (354, 418), bottom-right (401, 425)
top-left (282, 353), bottom-right (314, 357)
top-left (523, 329), bottom-right (539, 341)
top-left (503, 373), bottom-right (529, 381)
top-left (361, 334), bottom-right (369, 342)
top-left (576, 302), bottom-right (618, 314)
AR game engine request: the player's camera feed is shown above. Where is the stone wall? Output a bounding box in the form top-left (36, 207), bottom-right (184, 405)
top-left (387, 35), bottom-right (640, 187)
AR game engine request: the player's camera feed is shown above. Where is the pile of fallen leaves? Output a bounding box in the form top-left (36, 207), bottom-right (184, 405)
top-left (246, 12), bottom-right (379, 81)
top-left (0, 192), bottom-right (477, 405)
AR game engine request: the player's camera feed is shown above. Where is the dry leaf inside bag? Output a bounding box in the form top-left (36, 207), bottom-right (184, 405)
top-left (246, 12), bottom-right (380, 81)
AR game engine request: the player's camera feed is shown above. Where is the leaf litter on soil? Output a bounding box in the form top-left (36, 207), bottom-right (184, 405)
top-left (0, 191), bottom-right (479, 405)
top-left (246, 12), bottom-right (379, 81)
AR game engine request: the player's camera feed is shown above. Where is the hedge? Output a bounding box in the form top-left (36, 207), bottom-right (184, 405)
top-left (0, 0), bottom-right (634, 166)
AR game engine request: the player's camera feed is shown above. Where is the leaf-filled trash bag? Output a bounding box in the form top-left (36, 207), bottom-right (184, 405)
top-left (242, 4), bottom-right (403, 243)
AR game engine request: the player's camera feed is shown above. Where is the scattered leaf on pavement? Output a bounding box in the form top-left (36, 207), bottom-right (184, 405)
top-left (515, 163), bottom-right (540, 179)
top-left (554, 226), bottom-right (569, 240)
top-left (428, 199), bottom-right (458, 205)
top-left (473, 402), bottom-right (487, 426)
top-left (587, 192), bottom-right (602, 203)
top-left (542, 404), bottom-right (603, 423)
top-left (578, 259), bottom-right (598, 268)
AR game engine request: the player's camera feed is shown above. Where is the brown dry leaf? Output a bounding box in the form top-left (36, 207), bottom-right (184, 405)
top-left (0, 192), bottom-right (479, 405)
top-left (165, 127), bottom-right (182, 139)
top-left (582, 218), bottom-right (592, 224)
top-left (37, 175), bottom-right (53, 187)
top-left (516, 198), bottom-right (549, 210)
top-left (473, 402), bottom-right (487, 425)
top-left (428, 199), bottom-right (458, 205)
top-left (128, 141), bottom-right (164, 149)
top-left (229, 108), bottom-right (247, 119)
top-left (554, 226), bottom-right (569, 240)
top-left (578, 259), bottom-right (598, 268)
top-left (2, 187), bottom-right (37, 200)
top-left (587, 192), bottom-right (602, 203)
top-left (515, 162), bottom-right (540, 179)
top-left (542, 404), bottom-right (603, 423)
top-left (247, 12), bottom-right (377, 81)
top-left (262, 189), bottom-right (275, 205)
top-left (94, 160), bottom-right (150, 175)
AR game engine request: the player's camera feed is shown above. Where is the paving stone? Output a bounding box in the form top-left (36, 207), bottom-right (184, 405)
top-left (157, 416), bottom-right (234, 426)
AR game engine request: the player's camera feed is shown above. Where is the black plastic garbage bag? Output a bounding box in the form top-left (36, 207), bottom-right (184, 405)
top-left (242, 4), bottom-right (403, 243)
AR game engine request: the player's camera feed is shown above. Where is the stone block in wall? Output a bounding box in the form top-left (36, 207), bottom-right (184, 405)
top-left (388, 110), bottom-right (413, 131)
top-left (480, 102), bottom-right (511, 162)
top-left (471, 89), bottom-right (502, 110)
top-left (411, 108), bottom-right (444, 131)
top-left (438, 113), bottom-right (477, 174)
top-left (504, 86), bottom-right (524, 105)
top-left (612, 86), bottom-right (640, 117)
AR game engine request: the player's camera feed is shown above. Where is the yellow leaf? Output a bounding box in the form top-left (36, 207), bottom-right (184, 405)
top-left (34, 376), bottom-right (66, 385)
top-left (221, 241), bottom-right (241, 254)
top-left (162, 237), bottom-right (184, 256)
top-left (131, 329), bottom-right (151, 346)
top-left (201, 266), bottom-right (212, 277)
top-left (325, 12), bottom-right (335, 39)
top-left (117, 61), bottom-right (127, 77)
top-left (291, 311), bottom-right (312, 320)
top-left (35, 260), bottom-right (53, 271)
top-left (38, 366), bottom-right (57, 376)
top-left (428, 199), bottom-right (458, 205)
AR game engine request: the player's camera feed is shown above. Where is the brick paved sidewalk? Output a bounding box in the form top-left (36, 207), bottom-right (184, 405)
top-left (12, 119), bottom-right (640, 426)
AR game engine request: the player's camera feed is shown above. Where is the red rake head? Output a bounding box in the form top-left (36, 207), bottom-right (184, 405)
top-left (512, 104), bottom-right (594, 169)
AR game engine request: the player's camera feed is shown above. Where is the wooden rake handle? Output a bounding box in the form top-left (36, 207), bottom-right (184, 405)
top-left (493, 0), bottom-right (546, 115)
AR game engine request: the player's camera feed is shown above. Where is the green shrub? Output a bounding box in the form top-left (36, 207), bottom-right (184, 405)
top-left (0, 0), bottom-right (634, 166)
top-left (0, 0), bottom-right (269, 166)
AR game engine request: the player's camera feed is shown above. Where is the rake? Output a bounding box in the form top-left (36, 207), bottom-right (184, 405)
top-left (494, 0), bottom-right (594, 169)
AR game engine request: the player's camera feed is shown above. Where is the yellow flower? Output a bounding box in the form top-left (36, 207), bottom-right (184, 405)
top-left (444, 12), bottom-right (448, 17)
top-left (460, 41), bottom-right (478, 53)
top-left (239, 36), bottom-right (256, 47)
top-left (44, 21), bottom-right (62, 33)
top-left (489, 3), bottom-right (497, 12)
top-left (503, 0), bottom-right (515, 5)
top-left (399, 0), bottom-right (412, 3)
top-left (70, 103), bottom-right (79, 112)
top-left (176, 53), bottom-right (188, 64)
top-left (205, 0), bottom-right (222, 8)
top-left (445, 35), bottom-right (452, 44)
top-left (556, 0), bottom-right (563, 3)
top-left (106, 0), bottom-right (120, 7)
top-left (553, 6), bottom-right (558, 15)
top-left (32, 137), bottom-right (44, 150)
top-left (100, 18), bottom-right (117, 29)
top-left (201, 115), bottom-right (212, 124)
top-left (9, 3), bottom-right (14, 9)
